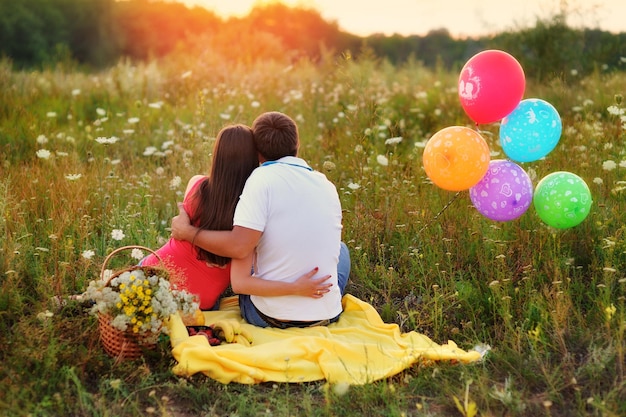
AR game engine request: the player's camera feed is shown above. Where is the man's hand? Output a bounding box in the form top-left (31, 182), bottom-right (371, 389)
top-left (171, 203), bottom-right (196, 242)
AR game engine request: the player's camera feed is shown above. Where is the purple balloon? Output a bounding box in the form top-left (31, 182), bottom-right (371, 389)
top-left (470, 160), bottom-right (533, 221)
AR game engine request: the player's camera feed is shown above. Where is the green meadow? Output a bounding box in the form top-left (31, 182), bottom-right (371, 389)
top-left (1, 49), bottom-right (625, 416)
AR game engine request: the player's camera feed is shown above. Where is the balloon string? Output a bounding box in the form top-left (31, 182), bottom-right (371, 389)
top-left (416, 191), bottom-right (462, 235)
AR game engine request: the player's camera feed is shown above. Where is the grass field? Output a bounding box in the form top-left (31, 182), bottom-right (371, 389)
top-left (1, 51), bottom-right (625, 416)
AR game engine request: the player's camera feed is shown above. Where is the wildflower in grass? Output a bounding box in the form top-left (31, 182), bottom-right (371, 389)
top-left (96, 108), bottom-right (106, 116)
top-left (36, 149), bottom-right (51, 159)
top-left (181, 70), bottom-right (192, 79)
top-left (604, 237), bottom-right (616, 250)
top-left (251, 100), bottom-right (260, 108)
top-left (162, 140), bottom-right (174, 150)
top-left (95, 136), bottom-right (119, 144)
top-left (110, 379), bottom-right (121, 390)
top-left (385, 136), bottom-right (402, 145)
top-left (36, 134), bottom-right (48, 144)
top-left (377, 155), bottom-right (389, 166)
top-left (219, 113), bottom-right (231, 120)
top-left (46, 112), bottom-right (57, 118)
top-left (71, 88), bottom-right (81, 96)
top-left (453, 381), bottom-right (478, 417)
top-left (37, 310), bottom-right (54, 322)
top-left (143, 146), bottom-right (157, 156)
top-left (604, 304), bottom-right (616, 321)
top-left (528, 324), bottom-right (542, 341)
top-left (607, 105), bottom-right (624, 116)
top-left (127, 117), bottom-right (140, 124)
top-left (347, 182), bottom-right (360, 190)
top-left (148, 101), bottom-right (163, 109)
top-left (593, 177), bottom-right (603, 185)
top-left (82, 250), bottom-right (95, 260)
top-left (155, 167), bottom-right (165, 176)
top-left (169, 176), bottom-right (182, 189)
top-left (354, 144), bottom-right (363, 153)
top-left (323, 161), bottom-right (336, 171)
top-left (332, 382), bottom-right (350, 396)
top-left (602, 160), bottom-right (617, 171)
top-left (131, 248), bottom-right (144, 260)
top-left (111, 229), bottom-right (125, 241)
top-left (123, 129), bottom-right (135, 135)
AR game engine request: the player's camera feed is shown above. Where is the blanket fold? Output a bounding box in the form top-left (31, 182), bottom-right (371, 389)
top-left (169, 294), bottom-right (481, 384)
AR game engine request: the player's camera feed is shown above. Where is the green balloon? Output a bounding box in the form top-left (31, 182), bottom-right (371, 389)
top-left (533, 171), bottom-right (592, 229)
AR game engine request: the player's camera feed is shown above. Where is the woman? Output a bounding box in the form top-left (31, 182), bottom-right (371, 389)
top-left (142, 124), bottom-right (259, 310)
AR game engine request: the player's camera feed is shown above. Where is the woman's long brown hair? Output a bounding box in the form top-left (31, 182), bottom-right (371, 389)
top-left (190, 124), bottom-right (258, 265)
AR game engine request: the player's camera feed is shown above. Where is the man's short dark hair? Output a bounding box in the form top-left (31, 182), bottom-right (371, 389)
top-left (251, 112), bottom-right (299, 161)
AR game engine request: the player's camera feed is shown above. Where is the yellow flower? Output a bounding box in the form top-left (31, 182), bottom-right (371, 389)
top-left (528, 324), bottom-right (542, 341)
top-left (604, 304), bottom-right (617, 321)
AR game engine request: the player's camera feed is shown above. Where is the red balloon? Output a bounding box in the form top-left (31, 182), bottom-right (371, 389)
top-left (458, 50), bottom-right (525, 125)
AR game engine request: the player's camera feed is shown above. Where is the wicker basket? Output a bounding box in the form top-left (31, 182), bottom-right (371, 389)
top-left (96, 245), bottom-right (166, 360)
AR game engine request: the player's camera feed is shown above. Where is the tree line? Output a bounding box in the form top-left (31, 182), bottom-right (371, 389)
top-left (1, 0), bottom-right (625, 81)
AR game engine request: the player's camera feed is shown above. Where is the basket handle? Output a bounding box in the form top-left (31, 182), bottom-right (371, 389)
top-left (99, 245), bottom-right (161, 281)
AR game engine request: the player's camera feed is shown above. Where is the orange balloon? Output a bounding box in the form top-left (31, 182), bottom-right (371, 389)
top-left (423, 126), bottom-right (491, 191)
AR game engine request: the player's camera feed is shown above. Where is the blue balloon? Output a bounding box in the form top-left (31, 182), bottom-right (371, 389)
top-left (499, 98), bottom-right (562, 162)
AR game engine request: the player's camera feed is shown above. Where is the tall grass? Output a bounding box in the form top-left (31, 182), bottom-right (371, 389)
top-left (1, 51), bottom-right (625, 416)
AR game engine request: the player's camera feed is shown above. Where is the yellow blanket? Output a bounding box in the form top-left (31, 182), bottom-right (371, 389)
top-left (169, 294), bottom-right (482, 385)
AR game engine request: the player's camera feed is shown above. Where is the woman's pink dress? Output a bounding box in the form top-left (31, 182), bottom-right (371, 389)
top-left (142, 177), bottom-right (231, 310)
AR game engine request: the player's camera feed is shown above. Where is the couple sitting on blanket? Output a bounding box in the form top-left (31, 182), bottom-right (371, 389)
top-left (142, 111), bottom-right (350, 328)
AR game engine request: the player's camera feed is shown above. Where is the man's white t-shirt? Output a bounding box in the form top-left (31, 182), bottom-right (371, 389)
top-left (233, 156), bottom-right (343, 321)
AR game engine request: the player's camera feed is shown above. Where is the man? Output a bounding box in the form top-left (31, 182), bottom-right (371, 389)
top-left (171, 111), bottom-right (350, 327)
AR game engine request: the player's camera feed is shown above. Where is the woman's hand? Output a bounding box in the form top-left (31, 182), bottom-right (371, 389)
top-left (292, 267), bottom-right (333, 298)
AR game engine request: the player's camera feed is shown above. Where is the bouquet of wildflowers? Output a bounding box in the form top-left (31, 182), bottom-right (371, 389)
top-left (84, 267), bottom-right (198, 336)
